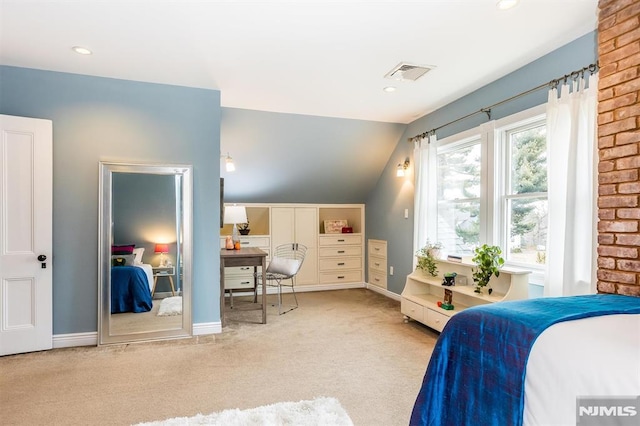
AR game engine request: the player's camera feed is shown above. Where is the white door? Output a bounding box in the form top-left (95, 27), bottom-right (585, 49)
top-left (0, 114), bottom-right (53, 356)
top-left (271, 207), bottom-right (318, 285)
top-left (293, 207), bottom-right (317, 285)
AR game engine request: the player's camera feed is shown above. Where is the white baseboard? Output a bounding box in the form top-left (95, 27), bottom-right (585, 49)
top-left (53, 331), bottom-right (98, 348)
top-left (52, 283), bottom-right (389, 349)
top-left (365, 283), bottom-right (401, 301)
top-left (193, 321), bottom-right (221, 335)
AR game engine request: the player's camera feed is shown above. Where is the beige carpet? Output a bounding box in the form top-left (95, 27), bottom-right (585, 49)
top-left (0, 289), bottom-right (438, 426)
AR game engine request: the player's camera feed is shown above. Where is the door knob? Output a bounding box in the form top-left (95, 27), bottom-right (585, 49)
top-left (37, 255), bottom-right (47, 261)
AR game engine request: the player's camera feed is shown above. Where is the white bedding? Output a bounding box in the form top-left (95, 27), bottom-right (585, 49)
top-left (524, 313), bottom-right (640, 425)
top-left (134, 263), bottom-right (154, 293)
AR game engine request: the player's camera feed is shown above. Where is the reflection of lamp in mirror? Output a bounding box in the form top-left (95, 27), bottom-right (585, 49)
top-left (223, 205), bottom-right (247, 248)
top-left (155, 243), bottom-right (169, 266)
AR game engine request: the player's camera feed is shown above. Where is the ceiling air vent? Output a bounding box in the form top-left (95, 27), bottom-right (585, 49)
top-left (384, 62), bottom-right (433, 82)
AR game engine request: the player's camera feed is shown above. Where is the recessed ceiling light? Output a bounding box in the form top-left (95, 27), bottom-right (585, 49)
top-left (72, 46), bottom-right (92, 55)
top-left (497, 0), bottom-right (518, 10)
top-left (383, 86), bottom-right (396, 93)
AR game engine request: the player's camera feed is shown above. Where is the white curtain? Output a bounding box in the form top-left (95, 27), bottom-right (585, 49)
top-left (544, 72), bottom-right (598, 297)
top-left (413, 133), bottom-right (437, 269)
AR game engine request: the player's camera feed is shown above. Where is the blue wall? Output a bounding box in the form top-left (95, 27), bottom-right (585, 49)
top-left (0, 66), bottom-right (221, 333)
top-left (0, 30), bottom-right (597, 335)
top-left (365, 31), bottom-right (598, 296)
top-left (221, 107), bottom-right (406, 203)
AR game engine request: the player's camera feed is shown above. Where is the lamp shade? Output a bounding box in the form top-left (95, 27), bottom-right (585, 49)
top-left (154, 243), bottom-right (169, 254)
top-left (223, 205), bottom-right (247, 225)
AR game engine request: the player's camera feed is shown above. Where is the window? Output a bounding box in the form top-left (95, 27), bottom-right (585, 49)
top-left (498, 119), bottom-right (548, 268)
top-left (436, 138), bottom-right (481, 255)
top-left (419, 104), bottom-right (547, 275)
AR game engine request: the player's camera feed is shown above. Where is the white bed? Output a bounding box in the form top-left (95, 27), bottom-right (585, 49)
top-left (134, 263), bottom-right (154, 294)
top-left (524, 313), bottom-right (640, 425)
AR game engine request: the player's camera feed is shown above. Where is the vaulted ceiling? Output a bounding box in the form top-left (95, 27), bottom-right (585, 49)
top-left (1, 0), bottom-right (598, 124)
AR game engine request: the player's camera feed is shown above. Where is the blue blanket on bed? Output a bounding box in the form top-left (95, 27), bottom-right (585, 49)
top-left (410, 294), bottom-right (640, 426)
top-left (111, 266), bottom-right (153, 314)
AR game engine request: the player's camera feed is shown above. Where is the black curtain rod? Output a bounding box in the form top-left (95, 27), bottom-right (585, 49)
top-left (407, 62), bottom-right (598, 144)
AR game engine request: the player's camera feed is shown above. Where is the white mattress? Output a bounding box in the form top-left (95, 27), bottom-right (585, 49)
top-left (524, 313), bottom-right (640, 425)
top-left (134, 263), bottom-right (154, 293)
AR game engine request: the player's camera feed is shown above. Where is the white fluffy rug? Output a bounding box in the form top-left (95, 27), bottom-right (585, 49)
top-left (157, 296), bottom-right (182, 316)
top-left (135, 397), bottom-right (353, 426)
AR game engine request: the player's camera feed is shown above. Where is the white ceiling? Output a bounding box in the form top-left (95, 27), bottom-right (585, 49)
top-left (1, 0), bottom-right (598, 124)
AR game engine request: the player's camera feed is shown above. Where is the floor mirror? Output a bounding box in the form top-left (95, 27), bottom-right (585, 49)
top-left (98, 162), bottom-right (193, 345)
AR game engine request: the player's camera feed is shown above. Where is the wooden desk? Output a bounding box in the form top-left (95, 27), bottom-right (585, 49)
top-left (220, 247), bottom-right (267, 326)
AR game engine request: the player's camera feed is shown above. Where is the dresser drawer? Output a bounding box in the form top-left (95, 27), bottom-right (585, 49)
top-left (224, 276), bottom-right (256, 290)
top-left (401, 298), bottom-right (424, 323)
top-left (319, 246), bottom-right (362, 257)
top-left (425, 308), bottom-right (451, 332)
top-left (368, 239), bottom-right (387, 257)
top-left (368, 269), bottom-right (387, 288)
top-left (369, 256), bottom-right (386, 273)
top-left (319, 235), bottom-right (361, 246)
top-left (224, 265), bottom-right (259, 276)
top-left (319, 270), bottom-right (362, 284)
top-left (319, 257), bottom-right (361, 271)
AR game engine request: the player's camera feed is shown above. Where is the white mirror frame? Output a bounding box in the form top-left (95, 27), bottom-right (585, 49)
top-left (98, 161), bottom-right (193, 345)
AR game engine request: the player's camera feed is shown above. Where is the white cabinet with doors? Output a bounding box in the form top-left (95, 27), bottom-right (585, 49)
top-left (271, 206), bottom-right (318, 285)
top-left (221, 203), bottom-right (365, 289)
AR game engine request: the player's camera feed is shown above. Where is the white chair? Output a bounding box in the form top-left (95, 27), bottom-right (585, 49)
top-left (260, 243), bottom-right (307, 315)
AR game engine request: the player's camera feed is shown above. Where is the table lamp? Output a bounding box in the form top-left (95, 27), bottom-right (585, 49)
top-left (154, 243), bottom-right (169, 266)
top-left (223, 205), bottom-right (247, 247)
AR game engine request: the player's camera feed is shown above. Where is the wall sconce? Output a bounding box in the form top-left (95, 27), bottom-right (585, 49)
top-left (221, 152), bottom-right (235, 172)
top-left (397, 159), bottom-right (410, 177)
top-left (154, 243), bottom-right (169, 266)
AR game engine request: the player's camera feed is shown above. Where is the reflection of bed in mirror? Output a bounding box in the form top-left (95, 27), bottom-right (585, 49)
top-left (110, 264), bottom-right (154, 314)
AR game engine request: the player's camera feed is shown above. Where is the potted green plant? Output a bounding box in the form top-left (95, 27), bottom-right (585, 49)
top-left (416, 240), bottom-right (443, 277)
top-left (238, 222), bottom-right (250, 235)
top-left (471, 244), bottom-right (504, 294)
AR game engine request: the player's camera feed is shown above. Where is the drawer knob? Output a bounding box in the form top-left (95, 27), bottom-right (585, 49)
top-left (338, 250), bottom-right (345, 254)
top-left (337, 276), bottom-right (345, 279)
top-left (374, 262), bottom-right (380, 266)
top-left (338, 239), bottom-right (345, 242)
top-left (338, 262), bottom-right (345, 266)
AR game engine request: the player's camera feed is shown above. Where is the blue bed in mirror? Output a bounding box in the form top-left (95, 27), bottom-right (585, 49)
top-left (111, 266), bottom-right (153, 314)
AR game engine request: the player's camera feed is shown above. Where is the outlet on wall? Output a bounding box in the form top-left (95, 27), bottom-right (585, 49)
top-left (390, 266), bottom-right (394, 275)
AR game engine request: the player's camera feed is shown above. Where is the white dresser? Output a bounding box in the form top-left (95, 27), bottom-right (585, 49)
top-left (367, 239), bottom-right (387, 289)
top-left (318, 234), bottom-right (363, 284)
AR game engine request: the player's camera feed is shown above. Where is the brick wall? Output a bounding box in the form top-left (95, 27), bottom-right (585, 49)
top-left (597, 0), bottom-right (640, 296)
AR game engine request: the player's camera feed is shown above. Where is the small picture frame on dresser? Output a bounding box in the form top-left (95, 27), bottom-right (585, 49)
top-left (324, 219), bottom-right (348, 234)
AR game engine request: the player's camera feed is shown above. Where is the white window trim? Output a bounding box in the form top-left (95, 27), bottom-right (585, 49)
top-left (431, 128), bottom-right (483, 255)
top-left (420, 104), bottom-right (548, 282)
top-left (493, 104), bottom-right (547, 275)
